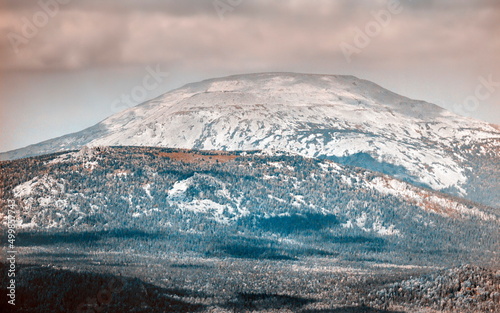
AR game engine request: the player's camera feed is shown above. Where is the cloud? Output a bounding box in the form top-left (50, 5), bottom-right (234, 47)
top-left (0, 0), bottom-right (498, 74)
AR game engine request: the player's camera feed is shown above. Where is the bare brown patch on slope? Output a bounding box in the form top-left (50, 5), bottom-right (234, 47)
top-left (157, 151), bottom-right (239, 164)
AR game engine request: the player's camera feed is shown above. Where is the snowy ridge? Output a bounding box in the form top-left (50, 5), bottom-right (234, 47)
top-left (4, 147), bottom-right (497, 235)
top-left (366, 176), bottom-right (498, 222)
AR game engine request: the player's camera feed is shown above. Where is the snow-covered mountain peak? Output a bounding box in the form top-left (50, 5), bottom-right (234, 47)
top-left (139, 72), bottom-right (441, 116)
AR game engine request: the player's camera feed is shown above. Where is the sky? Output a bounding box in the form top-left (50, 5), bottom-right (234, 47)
top-left (0, 0), bottom-right (499, 152)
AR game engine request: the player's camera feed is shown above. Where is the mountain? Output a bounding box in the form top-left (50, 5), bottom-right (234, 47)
top-left (1, 147), bottom-right (499, 266)
top-left (1, 73), bottom-right (499, 206)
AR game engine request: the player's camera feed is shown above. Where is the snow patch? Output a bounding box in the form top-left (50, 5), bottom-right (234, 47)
top-left (366, 176), bottom-right (497, 222)
top-left (13, 175), bottom-right (65, 198)
top-left (167, 177), bottom-right (193, 198)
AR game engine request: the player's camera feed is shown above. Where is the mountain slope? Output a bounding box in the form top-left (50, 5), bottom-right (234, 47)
top-left (1, 147), bottom-right (499, 266)
top-left (1, 73), bottom-right (499, 206)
